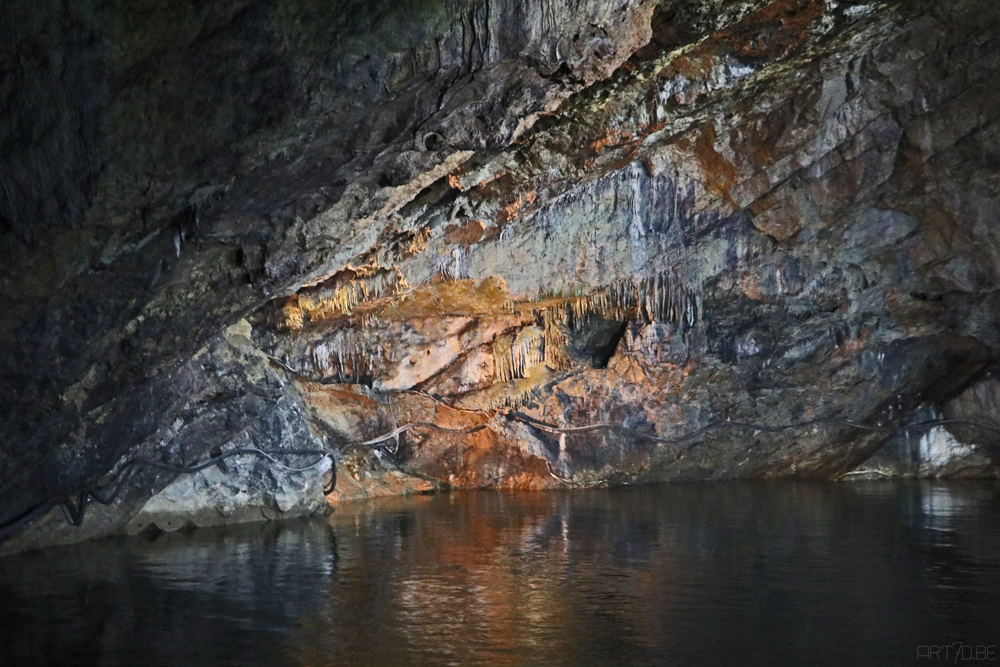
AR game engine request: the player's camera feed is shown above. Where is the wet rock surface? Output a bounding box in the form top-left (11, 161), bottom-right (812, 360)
top-left (1, 320), bottom-right (333, 552)
top-left (2, 0), bottom-right (999, 550)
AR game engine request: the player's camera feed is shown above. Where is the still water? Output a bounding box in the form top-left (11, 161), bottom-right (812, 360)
top-left (2, 481), bottom-right (999, 666)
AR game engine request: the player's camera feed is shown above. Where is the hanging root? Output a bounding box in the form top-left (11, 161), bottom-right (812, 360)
top-left (1, 418), bottom-right (498, 542)
top-left (342, 421), bottom-right (488, 451)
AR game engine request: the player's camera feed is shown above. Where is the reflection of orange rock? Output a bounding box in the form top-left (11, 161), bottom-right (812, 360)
top-left (316, 492), bottom-right (584, 664)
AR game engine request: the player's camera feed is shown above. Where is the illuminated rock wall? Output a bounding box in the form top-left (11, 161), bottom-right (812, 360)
top-left (2, 0), bottom-right (999, 550)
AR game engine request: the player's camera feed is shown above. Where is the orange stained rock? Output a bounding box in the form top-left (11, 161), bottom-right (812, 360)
top-left (607, 353), bottom-right (652, 385)
top-left (500, 200), bottom-right (521, 222)
top-left (394, 391), bottom-right (490, 431)
top-left (444, 219), bottom-right (486, 245)
top-left (296, 382), bottom-right (386, 446)
top-left (692, 123), bottom-right (739, 208)
top-left (718, 0), bottom-right (825, 60)
top-left (643, 119), bottom-right (666, 136)
top-left (297, 381), bottom-right (379, 412)
top-left (591, 127), bottom-right (634, 154)
top-left (378, 277), bottom-right (514, 320)
top-left (562, 0), bottom-right (827, 200)
top-left (326, 462), bottom-right (435, 504)
top-left (671, 54), bottom-right (712, 79)
top-left (395, 392), bottom-right (555, 490)
top-left (740, 273), bottom-right (766, 301)
top-left (283, 296), bottom-right (304, 331)
top-left (498, 190), bottom-right (536, 223)
top-left (306, 384), bottom-right (553, 503)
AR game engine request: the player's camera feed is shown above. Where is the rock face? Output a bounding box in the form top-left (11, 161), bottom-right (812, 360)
top-left (2, 0), bottom-right (999, 550)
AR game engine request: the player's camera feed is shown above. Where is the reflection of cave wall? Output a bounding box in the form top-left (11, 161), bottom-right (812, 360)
top-left (2, 520), bottom-right (337, 663)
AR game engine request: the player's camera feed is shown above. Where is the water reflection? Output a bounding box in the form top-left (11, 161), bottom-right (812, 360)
top-left (0, 519), bottom-right (336, 666)
top-left (294, 482), bottom-right (1000, 667)
top-left (1, 482), bottom-right (999, 666)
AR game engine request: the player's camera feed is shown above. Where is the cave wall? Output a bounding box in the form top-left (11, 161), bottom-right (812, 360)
top-left (2, 0), bottom-right (999, 550)
top-left (0, 0), bottom-right (661, 545)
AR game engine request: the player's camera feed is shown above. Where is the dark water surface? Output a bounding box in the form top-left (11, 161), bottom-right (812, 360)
top-left (2, 481), bottom-right (1000, 666)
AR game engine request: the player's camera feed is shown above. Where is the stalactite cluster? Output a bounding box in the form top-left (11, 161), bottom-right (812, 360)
top-left (286, 267), bottom-right (409, 330)
top-left (309, 330), bottom-right (386, 385)
top-left (493, 334), bottom-right (514, 381)
top-left (491, 386), bottom-right (541, 411)
top-left (562, 271), bottom-right (700, 330)
top-left (542, 308), bottom-right (572, 371)
top-left (493, 326), bottom-right (546, 383)
top-left (436, 247), bottom-right (470, 281)
top-left (490, 271), bottom-right (702, 383)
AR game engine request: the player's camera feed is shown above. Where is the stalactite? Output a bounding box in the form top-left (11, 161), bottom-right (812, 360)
top-left (308, 329), bottom-right (386, 385)
top-left (546, 270), bottom-right (701, 338)
top-left (543, 308), bottom-right (571, 371)
top-left (511, 326), bottom-right (545, 379)
top-left (289, 267), bottom-right (408, 327)
top-left (492, 326), bottom-right (545, 383)
top-left (283, 297), bottom-right (304, 332)
top-left (482, 384), bottom-right (541, 412)
top-left (627, 163), bottom-right (645, 240)
top-left (397, 226), bottom-right (431, 256)
top-left (436, 246), bottom-right (470, 281)
top-left (493, 334), bottom-right (514, 383)
top-left (624, 322), bottom-right (637, 351)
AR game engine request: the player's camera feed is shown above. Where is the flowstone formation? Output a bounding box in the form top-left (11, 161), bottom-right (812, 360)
top-left (2, 0), bottom-right (999, 551)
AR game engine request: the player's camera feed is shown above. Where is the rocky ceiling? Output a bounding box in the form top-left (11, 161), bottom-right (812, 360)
top-left (2, 0), bottom-right (999, 551)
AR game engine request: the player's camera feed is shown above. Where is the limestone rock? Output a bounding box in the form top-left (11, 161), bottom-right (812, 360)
top-left (2, 0), bottom-right (1000, 550)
